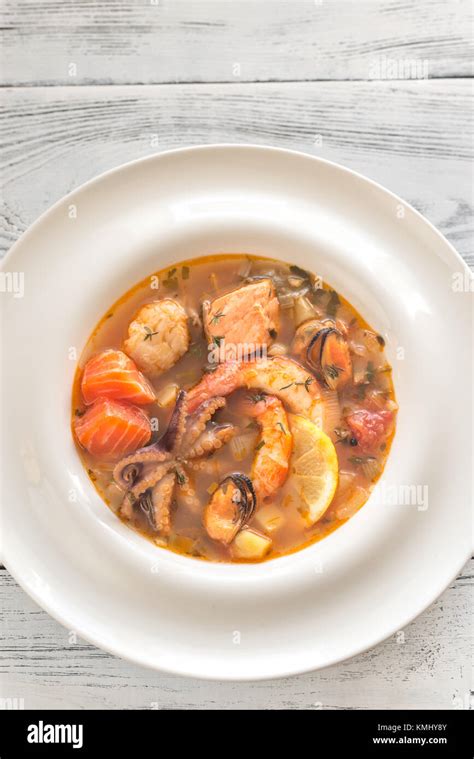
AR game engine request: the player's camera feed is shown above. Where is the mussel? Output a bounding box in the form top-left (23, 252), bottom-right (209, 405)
top-left (292, 319), bottom-right (352, 390)
top-left (203, 473), bottom-right (256, 545)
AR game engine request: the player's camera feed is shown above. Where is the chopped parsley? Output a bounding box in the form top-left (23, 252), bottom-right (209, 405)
top-left (210, 311), bottom-right (225, 325)
top-left (143, 325), bottom-right (159, 341)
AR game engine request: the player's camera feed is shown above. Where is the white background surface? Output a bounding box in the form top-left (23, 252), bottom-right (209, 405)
top-left (0, 0), bottom-right (472, 709)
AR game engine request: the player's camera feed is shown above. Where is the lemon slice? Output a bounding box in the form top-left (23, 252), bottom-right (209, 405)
top-left (288, 414), bottom-right (339, 526)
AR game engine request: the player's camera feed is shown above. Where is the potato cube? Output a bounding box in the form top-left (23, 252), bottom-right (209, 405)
top-left (232, 529), bottom-right (272, 560)
top-left (254, 503), bottom-right (284, 533)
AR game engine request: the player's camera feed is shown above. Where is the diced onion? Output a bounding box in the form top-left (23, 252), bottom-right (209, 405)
top-left (294, 295), bottom-right (316, 326)
top-left (229, 432), bottom-right (258, 462)
top-left (267, 342), bottom-right (288, 357)
top-left (352, 357), bottom-right (368, 383)
top-left (237, 259), bottom-right (252, 279)
top-left (288, 275), bottom-right (306, 288)
top-left (156, 383), bottom-right (179, 408)
top-left (255, 503), bottom-right (285, 533)
top-left (277, 290), bottom-right (295, 309)
top-left (361, 457), bottom-right (382, 482)
top-left (376, 368), bottom-right (392, 391)
top-left (320, 388), bottom-right (341, 435)
top-left (335, 485), bottom-right (370, 520)
top-left (349, 340), bottom-right (368, 357)
top-left (336, 470), bottom-right (357, 498)
top-left (186, 306), bottom-right (202, 328)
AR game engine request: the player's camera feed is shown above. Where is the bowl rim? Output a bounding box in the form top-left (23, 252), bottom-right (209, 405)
top-left (2, 143), bottom-right (472, 679)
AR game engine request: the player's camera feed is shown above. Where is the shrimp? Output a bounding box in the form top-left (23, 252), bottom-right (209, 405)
top-left (241, 395), bottom-right (292, 500)
top-left (187, 356), bottom-right (324, 425)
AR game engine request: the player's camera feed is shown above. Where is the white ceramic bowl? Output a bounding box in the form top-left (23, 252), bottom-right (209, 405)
top-left (1, 145), bottom-right (472, 680)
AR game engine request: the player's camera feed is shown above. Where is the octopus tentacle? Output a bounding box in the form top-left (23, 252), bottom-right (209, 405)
top-left (113, 444), bottom-right (170, 490)
top-left (174, 463), bottom-right (189, 489)
top-left (176, 470), bottom-right (201, 512)
top-left (185, 424), bottom-right (235, 460)
top-left (120, 492), bottom-right (135, 521)
top-left (186, 457), bottom-right (221, 476)
top-left (130, 461), bottom-right (174, 499)
top-left (150, 472), bottom-right (176, 534)
top-left (115, 389), bottom-right (236, 534)
top-left (181, 396), bottom-right (227, 453)
top-left (160, 390), bottom-right (188, 454)
top-left (114, 392), bottom-right (187, 494)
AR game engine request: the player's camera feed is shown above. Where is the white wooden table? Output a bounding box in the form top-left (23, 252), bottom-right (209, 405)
top-left (1, 0), bottom-right (472, 710)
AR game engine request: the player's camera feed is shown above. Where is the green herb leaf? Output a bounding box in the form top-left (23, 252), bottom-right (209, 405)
top-left (294, 377), bottom-right (314, 392)
top-left (255, 439), bottom-right (266, 451)
top-left (334, 426), bottom-right (350, 441)
top-left (210, 311), bottom-right (225, 325)
top-left (189, 342), bottom-right (204, 357)
top-left (325, 364), bottom-right (342, 381)
top-left (163, 277), bottom-right (178, 290)
top-left (357, 385), bottom-right (366, 400)
top-left (365, 361), bottom-right (376, 383)
top-left (349, 455), bottom-right (377, 466)
top-left (326, 290), bottom-right (340, 318)
top-left (181, 265), bottom-right (190, 280)
top-left (143, 325), bottom-right (159, 342)
top-left (289, 264), bottom-right (311, 281)
top-left (248, 392), bottom-right (266, 404)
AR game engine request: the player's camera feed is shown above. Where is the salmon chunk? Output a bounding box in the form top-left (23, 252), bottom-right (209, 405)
top-left (203, 279), bottom-right (280, 356)
top-left (81, 349), bottom-right (155, 405)
top-left (74, 398), bottom-right (151, 459)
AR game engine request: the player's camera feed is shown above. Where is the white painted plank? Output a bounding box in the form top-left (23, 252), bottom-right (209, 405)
top-left (1, 0), bottom-right (472, 86)
top-left (1, 560), bottom-right (471, 709)
top-left (1, 80), bottom-right (472, 266)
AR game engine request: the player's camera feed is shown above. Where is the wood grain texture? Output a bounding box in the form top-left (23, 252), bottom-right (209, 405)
top-left (1, 0), bottom-right (472, 710)
top-left (0, 560), bottom-right (471, 709)
top-left (1, 0), bottom-right (473, 86)
top-left (1, 80), bottom-right (472, 266)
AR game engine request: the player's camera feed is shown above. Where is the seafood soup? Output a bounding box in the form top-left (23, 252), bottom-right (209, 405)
top-left (72, 254), bottom-right (397, 562)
